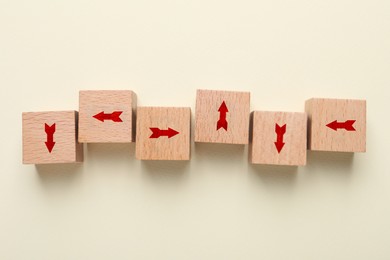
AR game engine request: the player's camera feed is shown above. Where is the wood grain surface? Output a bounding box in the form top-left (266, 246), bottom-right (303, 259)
top-left (195, 89), bottom-right (250, 144)
top-left (305, 98), bottom-right (366, 152)
top-left (136, 107), bottom-right (191, 160)
top-left (79, 90), bottom-right (137, 143)
top-left (250, 111), bottom-right (307, 166)
top-left (22, 111), bottom-right (83, 164)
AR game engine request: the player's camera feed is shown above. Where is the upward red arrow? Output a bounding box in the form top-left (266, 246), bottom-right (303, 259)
top-left (217, 101), bottom-right (228, 131)
top-left (45, 123), bottom-right (56, 153)
top-left (274, 123), bottom-right (286, 154)
top-left (149, 127), bottom-right (179, 138)
top-left (326, 120), bottom-right (356, 131)
top-left (93, 111), bottom-right (123, 122)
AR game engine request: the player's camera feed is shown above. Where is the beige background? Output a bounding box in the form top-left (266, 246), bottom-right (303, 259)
top-left (1, 0), bottom-right (389, 259)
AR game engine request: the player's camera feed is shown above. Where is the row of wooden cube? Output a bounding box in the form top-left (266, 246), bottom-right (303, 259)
top-left (22, 90), bottom-right (366, 165)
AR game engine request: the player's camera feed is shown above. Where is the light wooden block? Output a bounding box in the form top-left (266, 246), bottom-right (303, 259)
top-left (136, 107), bottom-right (191, 160)
top-left (250, 111), bottom-right (307, 166)
top-left (79, 90), bottom-right (137, 143)
top-left (305, 98), bottom-right (366, 153)
top-left (22, 111), bottom-right (84, 164)
top-left (195, 89), bottom-right (250, 144)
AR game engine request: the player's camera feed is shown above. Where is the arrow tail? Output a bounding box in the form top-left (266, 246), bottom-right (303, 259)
top-left (45, 123), bottom-right (56, 135)
top-left (275, 124), bottom-right (286, 135)
top-left (110, 111), bottom-right (123, 122)
top-left (149, 128), bottom-right (161, 138)
top-left (343, 120), bottom-right (356, 131)
top-left (216, 119), bottom-right (228, 131)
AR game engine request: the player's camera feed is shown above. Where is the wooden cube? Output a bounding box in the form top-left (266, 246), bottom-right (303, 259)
top-left (78, 90), bottom-right (137, 143)
top-left (136, 107), bottom-right (191, 160)
top-left (305, 98), bottom-right (366, 153)
top-left (22, 111), bottom-right (84, 164)
top-left (250, 111), bottom-right (307, 166)
top-left (195, 89), bottom-right (250, 144)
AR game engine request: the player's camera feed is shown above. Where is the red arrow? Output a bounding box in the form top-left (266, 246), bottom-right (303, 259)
top-left (149, 127), bottom-right (179, 138)
top-left (93, 111), bottom-right (123, 122)
top-left (326, 120), bottom-right (356, 131)
top-left (45, 123), bottom-right (56, 153)
top-left (274, 124), bottom-right (286, 154)
top-left (216, 101), bottom-right (228, 131)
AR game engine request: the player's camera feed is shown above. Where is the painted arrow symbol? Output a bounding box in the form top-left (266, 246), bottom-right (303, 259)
top-left (216, 101), bottom-right (228, 131)
top-left (149, 127), bottom-right (179, 138)
top-left (45, 123), bottom-right (56, 153)
top-left (274, 123), bottom-right (286, 154)
top-left (93, 111), bottom-right (123, 122)
top-left (326, 120), bottom-right (356, 131)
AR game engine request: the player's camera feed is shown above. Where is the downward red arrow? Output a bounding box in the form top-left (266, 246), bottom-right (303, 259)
top-left (149, 127), bottom-right (179, 138)
top-left (45, 123), bottom-right (56, 153)
top-left (93, 111), bottom-right (123, 122)
top-left (326, 120), bottom-right (356, 131)
top-left (216, 101), bottom-right (228, 131)
top-left (274, 123), bottom-right (286, 154)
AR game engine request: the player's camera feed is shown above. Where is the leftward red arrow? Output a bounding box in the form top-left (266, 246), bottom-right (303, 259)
top-left (274, 123), bottom-right (286, 153)
top-left (216, 101), bottom-right (228, 131)
top-left (149, 127), bottom-right (179, 138)
top-left (45, 123), bottom-right (56, 153)
top-left (326, 120), bottom-right (356, 131)
top-left (93, 111), bottom-right (123, 122)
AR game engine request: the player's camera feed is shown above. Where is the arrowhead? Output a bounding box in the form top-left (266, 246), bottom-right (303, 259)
top-left (218, 101), bottom-right (228, 112)
top-left (274, 142), bottom-right (285, 153)
top-left (93, 112), bottom-right (105, 122)
top-left (326, 120), bottom-right (338, 131)
top-left (45, 141), bottom-right (55, 153)
top-left (167, 128), bottom-right (179, 138)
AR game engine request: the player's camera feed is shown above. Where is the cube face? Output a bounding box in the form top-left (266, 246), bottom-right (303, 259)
top-left (22, 111), bottom-right (83, 164)
top-left (195, 90), bottom-right (250, 144)
top-left (79, 90), bottom-right (136, 143)
top-left (136, 107), bottom-right (191, 160)
top-left (250, 111), bottom-right (307, 166)
top-left (305, 98), bottom-right (366, 153)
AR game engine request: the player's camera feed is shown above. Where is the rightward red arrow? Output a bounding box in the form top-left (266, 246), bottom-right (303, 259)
top-left (274, 123), bottom-right (286, 153)
top-left (217, 101), bottom-right (228, 131)
top-left (326, 120), bottom-right (356, 131)
top-left (45, 123), bottom-right (56, 153)
top-left (149, 127), bottom-right (179, 138)
top-left (93, 111), bottom-right (123, 122)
